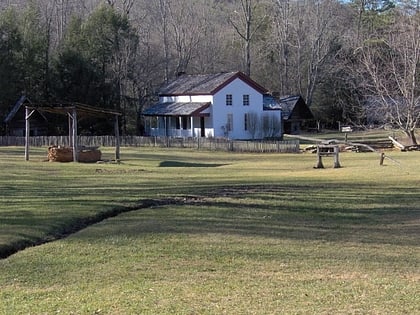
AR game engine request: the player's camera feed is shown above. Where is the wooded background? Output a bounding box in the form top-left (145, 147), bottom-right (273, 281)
top-left (0, 0), bottom-right (419, 143)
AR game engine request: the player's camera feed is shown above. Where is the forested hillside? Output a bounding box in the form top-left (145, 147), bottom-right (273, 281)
top-left (0, 0), bottom-right (419, 142)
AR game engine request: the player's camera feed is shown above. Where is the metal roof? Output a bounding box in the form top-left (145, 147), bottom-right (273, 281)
top-left (4, 95), bottom-right (30, 123)
top-left (27, 102), bottom-right (122, 118)
top-left (264, 95), bottom-right (313, 120)
top-left (159, 71), bottom-right (268, 96)
top-left (143, 102), bottom-right (210, 116)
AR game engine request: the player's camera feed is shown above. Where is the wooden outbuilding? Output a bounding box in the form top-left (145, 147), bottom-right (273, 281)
top-left (265, 95), bottom-right (314, 134)
top-left (4, 96), bottom-right (48, 136)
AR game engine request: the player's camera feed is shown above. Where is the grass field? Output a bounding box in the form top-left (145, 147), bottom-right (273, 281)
top-left (0, 146), bottom-right (419, 314)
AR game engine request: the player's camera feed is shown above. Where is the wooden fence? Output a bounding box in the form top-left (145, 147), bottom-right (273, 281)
top-left (0, 136), bottom-right (300, 153)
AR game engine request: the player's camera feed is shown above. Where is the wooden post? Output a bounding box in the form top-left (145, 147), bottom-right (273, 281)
top-left (315, 146), bottom-right (324, 168)
top-left (72, 108), bottom-right (78, 162)
top-left (379, 152), bottom-right (385, 166)
top-left (115, 115), bottom-right (120, 161)
top-left (68, 113), bottom-right (73, 147)
top-left (25, 107), bottom-right (30, 161)
top-left (333, 145), bottom-right (341, 168)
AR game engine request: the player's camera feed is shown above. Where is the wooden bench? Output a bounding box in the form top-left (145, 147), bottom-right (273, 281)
top-left (315, 144), bottom-right (341, 168)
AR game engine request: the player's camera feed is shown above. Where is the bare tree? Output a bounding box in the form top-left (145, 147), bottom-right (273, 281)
top-left (106, 0), bottom-right (134, 15)
top-left (271, 0), bottom-right (292, 95)
top-left (304, 0), bottom-right (340, 106)
top-left (269, 0), bottom-right (342, 106)
top-left (356, 11), bottom-right (420, 144)
top-left (166, 0), bottom-right (205, 75)
top-left (229, 0), bottom-right (267, 76)
top-left (156, 0), bottom-right (170, 81)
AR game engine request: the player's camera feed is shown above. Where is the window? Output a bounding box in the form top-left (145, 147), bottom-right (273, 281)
top-left (182, 117), bottom-right (188, 129)
top-left (227, 114), bottom-right (233, 131)
top-left (244, 113), bottom-right (248, 131)
top-left (243, 94), bottom-right (249, 106)
top-left (176, 117), bottom-right (188, 129)
top-left (226, 94), bottom-right (233, 106)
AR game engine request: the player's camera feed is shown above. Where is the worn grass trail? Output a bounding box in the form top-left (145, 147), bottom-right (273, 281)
top-left (0, 147), bottom-right (419, 314)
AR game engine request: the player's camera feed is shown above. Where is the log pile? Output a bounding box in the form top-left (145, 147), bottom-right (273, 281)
top-left (79, 147), bottom-right (102, 163)
top-left (48, 146), bottom-right (73, 162)
top-left (48, 146), bottom-right (102, 163)
top-left (388, 136), bottom-right (420, 151)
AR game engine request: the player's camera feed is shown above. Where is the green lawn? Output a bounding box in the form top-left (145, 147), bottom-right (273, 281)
top-left (0, 146), bottom-right (419, 314)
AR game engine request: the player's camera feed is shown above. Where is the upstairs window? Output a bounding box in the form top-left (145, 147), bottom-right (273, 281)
top-left (226, 94), bottom-right (233, 106)
top-left (243, 94), bottom-right (250, 106)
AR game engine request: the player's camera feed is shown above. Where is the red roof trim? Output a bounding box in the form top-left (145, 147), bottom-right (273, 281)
top-left (211, 72), bottom-right (268, 95)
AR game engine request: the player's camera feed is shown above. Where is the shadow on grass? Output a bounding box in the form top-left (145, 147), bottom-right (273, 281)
top-left (1, 183), bottom-right (419, 259)
top-left (77, 184), bottom-right (420, 248)
top-left (159, 161), bottom-right (227, 167)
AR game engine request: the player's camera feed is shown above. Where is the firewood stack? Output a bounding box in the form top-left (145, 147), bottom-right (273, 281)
top-left (48, 146), bottom-right (73, 162)
top-left (48, 146), bottom-right (102, 162)
top-left (79, 147), bottom-right (102, 163)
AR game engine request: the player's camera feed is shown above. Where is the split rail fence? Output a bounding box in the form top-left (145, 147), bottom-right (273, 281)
top-left (0, 136), bottom-right (300, 153)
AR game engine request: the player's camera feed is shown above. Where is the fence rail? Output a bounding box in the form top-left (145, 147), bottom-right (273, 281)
top-left (0, 136), bottom-right (300, 153)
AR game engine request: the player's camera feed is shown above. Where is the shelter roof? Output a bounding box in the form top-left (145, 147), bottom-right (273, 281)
top-left (4, 95), bottom-right (31, 123)
top-left (27, 102), bottom-right (121, 118)
top-left (143, 102), bottom-right (210, 116)
top-left (159, 71), bottom-right (268, 96)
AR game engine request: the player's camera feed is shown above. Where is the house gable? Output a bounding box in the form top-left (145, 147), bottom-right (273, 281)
top-left (210, 72), bottom-right (268, 95)
top-left (286, 96), bottom-right (314, 121)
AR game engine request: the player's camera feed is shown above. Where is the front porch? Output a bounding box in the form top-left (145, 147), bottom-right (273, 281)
top-left (143, 101), bottom-right (212, 138)
top-left (147, 127), bottom-right (214, 138)
top-left (145, 115), bottom-right (213, 138)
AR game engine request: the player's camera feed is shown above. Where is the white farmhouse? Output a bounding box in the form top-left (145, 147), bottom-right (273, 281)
top-left (143, 71), bottom-right (282, 140)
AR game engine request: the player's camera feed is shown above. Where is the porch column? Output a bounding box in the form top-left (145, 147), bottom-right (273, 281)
top-left (190, 117), bottom-right (194, 137)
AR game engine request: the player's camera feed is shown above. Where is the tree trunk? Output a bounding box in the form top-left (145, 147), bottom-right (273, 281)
top-left (407, 129), bottom-right (418, 145)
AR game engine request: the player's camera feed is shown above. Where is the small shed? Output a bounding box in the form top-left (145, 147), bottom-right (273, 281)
top-left (4, 96), bottom-right (48, 136)
top-left (264, 95), bottom-right (314, 134)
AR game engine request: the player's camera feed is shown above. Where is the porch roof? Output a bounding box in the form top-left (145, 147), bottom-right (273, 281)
top-left (143, 102), bottom-right (210, 116)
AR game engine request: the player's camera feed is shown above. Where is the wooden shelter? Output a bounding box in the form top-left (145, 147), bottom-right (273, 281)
top-left (24, 102), bottom-right (122, 162)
